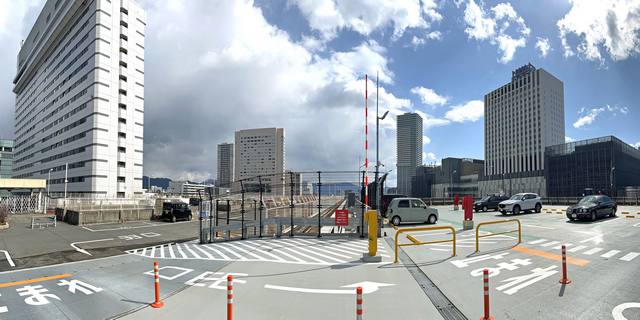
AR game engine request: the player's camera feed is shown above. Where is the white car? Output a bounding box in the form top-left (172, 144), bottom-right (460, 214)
top-left (385, 198), bottom-right (438, 226)
top-left (498, 193), bottom-right (542, 215)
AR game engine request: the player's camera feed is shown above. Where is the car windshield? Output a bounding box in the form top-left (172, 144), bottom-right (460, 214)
top-left (509, 194), bottom-right (524, 200)
top-left (578, 196), bottom-right (598, 204)
top-left (480, 196), bottom-right (491, 201)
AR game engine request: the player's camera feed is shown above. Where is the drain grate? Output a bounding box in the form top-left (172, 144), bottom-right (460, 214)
top-left (385, 237), bottom-right (468, 320)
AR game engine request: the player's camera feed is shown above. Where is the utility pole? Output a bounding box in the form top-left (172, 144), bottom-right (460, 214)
top-left (64, 162), bottom-right (68, 211)
top-left (375, 72), bottom-right (388, 238)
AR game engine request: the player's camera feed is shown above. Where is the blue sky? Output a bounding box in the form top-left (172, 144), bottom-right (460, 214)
top-left (0, 0), bottom-right (639, 183)
top-left (256, 0), bottom-right (640, 162)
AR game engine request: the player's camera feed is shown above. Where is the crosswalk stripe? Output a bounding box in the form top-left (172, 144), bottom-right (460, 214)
top-left (224, 243), bottom-right (263, 260)
top-left (141, 248), bottom-right (147, 257)
top-left (619, 252), bottom-right (639, 261)
top-left (210, 243), bottom-right (245, 260)
top-left (553, 243), bottom-right (573, 250)
top-left (183, 244), bottom-right (203, 259)
top-left (540, 241), bottom-right (560, 247)
top-left (192, 244), bottom-right (215, 259)
top-left (168, 244), bottom-right (176, 258)
top-left (175, 243), bottom-right (188, 259)
top-left (600, 250), bottom-right (620, 258)
top-left (319, 242), bottom-right (364, 256)
top-left (568, 245), bottom-right (588, 253)
top-left (259, 243), bottom-right (306, 263)
top-left (528, 239), bottom-right (547, 244)
top-left (286, 244), bottom-right (346, 263)
top-left (202, 244), bottom-right (230, 260)
top-left (159, 245), bottom-right (165, 259)
top-left (280, 246), bottom-right (328, 264)
top-left (329, 239), bottom-right (389, 253)
top-left (283, 239), bottom-right (352, 259)
top-left (329, 240), bottom-right (368, 251)
top-left (235, 242), bottom-right (286, 262)
top-left (582, 248), bottom-right (603, 255)
top-left (150, 246), bottom-right (156, 258)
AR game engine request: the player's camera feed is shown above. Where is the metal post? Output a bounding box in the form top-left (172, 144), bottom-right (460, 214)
top-left (240, 181), bottom-right (245, 240)
top-left (317, 171), bottom-right (322, 238)
top-left (197, 190), bottom-right (204, 244)
top-left (360, 170), bottom-right (365, 238)
top-left (253, 199), bottom-right (257, 236)
top-left (226, 199), bottom-right (230, 240)
top-left (258, 176), bottom-right (263, 238)
top-left (215, 199), bottom-right (219, 239)
top-left (289, 172), bottom-right (294, 237)
top-left (207, 188), bottom-right (213, 243)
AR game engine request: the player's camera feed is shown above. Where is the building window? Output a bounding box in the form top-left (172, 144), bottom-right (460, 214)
top-left (118, 147), bottom-right (126, 153)
top-left (119, 89), bottom-right (127, 96)
top-left (119, 103), bottom-right (127, 110)
top-left (118, 118), bottom-right (127, 124)
top-left (120, 34), bottom-right (128, 41)
top-left (119, 75), bottom-right (127, 81)
top-left (120, 61), bottom-right (128, 68)
top-left (118, 132), bottom-right (126, 138)
top-left (120, 21), bottom-right (128, 28)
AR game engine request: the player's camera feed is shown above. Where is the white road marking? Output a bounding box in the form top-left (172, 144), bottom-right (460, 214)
top-left (600, 250), bottom-right (620, 258)
top-left (552, 243), bottom-right (573, 250)
top-left (540, 241), bottom-right (560, 247)
top-left (286, 239), bottom-right (353, 259)
top-left (191, 245), bottom-right (215, 260)
top-left (168, 243), bottom-right (176, 258)
top-left (264, 281), bottom-right (394, 295)
top-left (582, 248), bottom-right (603, 255)
top-left (70, 238), bottom-right (114, 256)
top-left (202, 244), bottom-right (231, 260)
top-left (280, 245), bottom-right (330, 264)
top-left (580, 235), bottom-right (604, 244)
top-left (175, 243), bottom-right (188, 259)
top-left (210, 243), bottom-right (245, 260)
top-left (259, 244), bottom-right (306, 263)
top-left (150, 246), bottom-right (156, 258)
top-left (567, 245), bottom-right (588, 253)
top-left (159, 245), bottom-right (165, 259)
top-left (527, 239), bottom-right (547, 245)
top-left (612, 302), bottom-right (640, 320)
top-left (224, 242), bottom-right (263, 260)
top-left (235, 242), bottom-right (286, 262)
top-left (619, 252), bottom-right (639, 262)
top-left (0, 250), bottom-right (15, 267)
top-left (522, 224), bottom-right (555, 230)
top-left (184, 244), bottom-right (203, 259)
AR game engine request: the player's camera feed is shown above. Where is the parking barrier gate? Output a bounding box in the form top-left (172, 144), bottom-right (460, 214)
top-left (393, 225), bottom-right (456, 263)
top-left (475, 219), bottom-right (521, 253)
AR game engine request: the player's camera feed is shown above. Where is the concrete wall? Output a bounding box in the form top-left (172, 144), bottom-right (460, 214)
top-left (61, 207), bottom-right (153, 225)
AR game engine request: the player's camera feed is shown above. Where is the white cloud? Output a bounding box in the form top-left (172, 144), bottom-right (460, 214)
top-left (535, 37), bottom-right (551, 57)
top-left (632, 142), bottom-right (640, 149)
top-left (423, 135), bottom-right (431, 145)
top-left (573, 107), bottom-right (605, 128)
top-left (415, 110), bottom-right (451, 129)
top-left (425, 152), bottom-right (437, 162)
top-left (290, 0), bottom-right (443, 41)
top-left (410, 31), bottom-right (442, 47)
top-left (463, 0), bottom-right (530, 63)
top-left (557, 0), bottom-right (640, 64)
top-left (565, 136), bottom-right (576, 142)
top-left (444, 100), bottom-right (484, 123)
top-left (411, 86), bottom-right (449, 106)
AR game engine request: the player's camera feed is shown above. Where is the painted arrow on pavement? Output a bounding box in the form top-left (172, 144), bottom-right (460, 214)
top-left (264, 281), bottom-right (395, 295)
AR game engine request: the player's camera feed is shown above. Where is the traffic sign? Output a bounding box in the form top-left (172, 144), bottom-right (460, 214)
top-left (335, 209), bottom-right (349, 226)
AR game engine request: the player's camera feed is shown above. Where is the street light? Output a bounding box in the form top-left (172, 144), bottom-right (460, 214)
top-left (450, 169), bottom-right (457, 198)
top-left (47, 168), bottom-right (53, 198)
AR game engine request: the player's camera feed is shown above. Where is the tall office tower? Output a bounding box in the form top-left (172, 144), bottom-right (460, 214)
top-left (217, 142), bottom-right (234, 188)
top-left (0, 139), bottom-right (14, 178)
top-left (12, 0), bottom-right (146, 198)
top-left (234, 128), bottom-right (285, 195)
top-left (479, 64), bottom-right (564, 197)
top-left (396, 112), bottom-right (423, 196)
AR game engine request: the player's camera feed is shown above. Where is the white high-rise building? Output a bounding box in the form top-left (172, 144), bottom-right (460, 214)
top-left (234, 128), bottom-right (285, 195)
top-left (12, 0), bottom-right (146, 198)
top-left (396, 112), bottom-right (423, 196)
top-left (217, 142), bottom-right (233, 188)
top-left (479, 64), bottom-right (564, 197)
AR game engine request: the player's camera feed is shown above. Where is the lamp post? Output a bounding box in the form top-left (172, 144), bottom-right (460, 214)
top-left (64, 163), bottom-right (68, 211)
top-left (450, 169), bottom-right (457, 198)
top-left (610, 166), bottom-right (615, 197)
top-left (47, 168), bottom-right (53, 198)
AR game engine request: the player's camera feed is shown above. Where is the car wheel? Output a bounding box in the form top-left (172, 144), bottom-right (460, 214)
top-left (569, 217), bottom-right (575, 221)
top-left (482, 206), bottom-right (488, 212)
top-left (188, 214), bottom-right (193, 221)
top-left (610, 207), bottom-right (617, 217)
top-left (535, 203), bottom-right (542, 213)
top-left (590, 211), bottom-right (597, 222)
top-left (171, 215), bottom-right (177, 223)
top-left (427, 214), bottom-right (437, 224)
top-left (513, 205), bottom-right (520, 215)
top-left (391, 216), bottom-right (401, 226)
top-left (500, 210), bottom-right (507, 215)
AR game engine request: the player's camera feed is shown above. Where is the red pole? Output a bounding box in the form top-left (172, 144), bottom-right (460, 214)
top-left (364, 74), bottom-right (369, 206)
top-left (227, 275), bottom-right (233, 320)
top-left (559, 245), bottom-right (572, 284)
top-left (151, 261), bottom-right (164, 308)
top-left (356, 286), bottom-right (363, 320)
top-left (481, 269), bottom-right (494, 320)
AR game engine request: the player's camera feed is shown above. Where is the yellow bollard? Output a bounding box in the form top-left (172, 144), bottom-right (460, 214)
top-left (366, 210), bottom-right (377, 257)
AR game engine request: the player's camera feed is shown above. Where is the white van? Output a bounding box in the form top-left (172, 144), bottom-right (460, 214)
top-left (385, 198), bottom-right (438, 226)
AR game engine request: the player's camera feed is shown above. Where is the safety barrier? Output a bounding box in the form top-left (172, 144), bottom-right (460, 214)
top-left (393, 225), bottom-right (456, 263)
top-left (227, 275), bottom-right (233, 320)
top-left (151, 261), bottom-right (164, 308)
top-left (481, 269), bottom-right (494, 320)
top-left (559, 245), bottom-right (571, 284)
top-left (475, 219), bottom-right (521, 252)
top-left (356, 286), bottom-right (363, 320)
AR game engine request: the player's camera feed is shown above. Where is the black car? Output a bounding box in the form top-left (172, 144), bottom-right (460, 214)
top-left (474, 195), bottom-right (509, 212)
top-left (566, 195), bottom-right (617, 221)
top-left (161, 201), bottom-right (193, 222)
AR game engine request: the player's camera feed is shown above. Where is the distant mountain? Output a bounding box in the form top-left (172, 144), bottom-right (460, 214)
top-left (142, 176), bottom-right (172, 189)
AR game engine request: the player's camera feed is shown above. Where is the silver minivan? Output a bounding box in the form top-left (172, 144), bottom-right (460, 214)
top-left (386, 198), bottom-right (438, 226)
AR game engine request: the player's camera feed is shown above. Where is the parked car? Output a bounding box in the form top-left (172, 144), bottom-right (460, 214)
top-left (381, 194), bottom-right (406, 216)
top-left (161, 201), bottom-right (193, 222)
top-left (566, 195), bottom-right (617, 221)
top-left (385, 198), bottom-right (438, 226)
top-left (474, 195), bottom-right (509, 212)
top-left (498, 193), bottom-right (542, 215)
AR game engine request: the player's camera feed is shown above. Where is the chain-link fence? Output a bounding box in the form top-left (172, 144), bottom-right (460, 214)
top-left (197, 171), bottom-right (380, 243)
top-left (0, 195), bottom-right (44, 214)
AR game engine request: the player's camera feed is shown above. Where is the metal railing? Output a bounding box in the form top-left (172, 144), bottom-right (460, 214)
top-left (393, 225), bottom-right (456, 263)
top-left (475, 219), bottom-right (521, 252)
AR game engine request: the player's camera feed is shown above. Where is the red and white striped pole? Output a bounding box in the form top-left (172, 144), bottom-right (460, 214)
top-left (356, 286), bottom-right (363, 320)
top-left (227, 275), bottom-right (233, 320)
top-left (481, 269), bottom-right (493, 320)
top-left (364, 74), bottom-right (369, 207)
top-left (559, 245), bottom-right (571, 284)
top-left (151, 261), bottom-right (164, 308)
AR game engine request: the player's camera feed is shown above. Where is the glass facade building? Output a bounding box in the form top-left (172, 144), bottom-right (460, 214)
top-left (545, 136), bottom-right (640, 197)
top-left (0, 139), bottom-right (13, 178)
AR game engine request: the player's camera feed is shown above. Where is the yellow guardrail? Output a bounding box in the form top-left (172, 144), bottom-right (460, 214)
top-left (394, 226), bottom-right (456, 263)
top-left (475, 219), bottom-right (521, 252)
